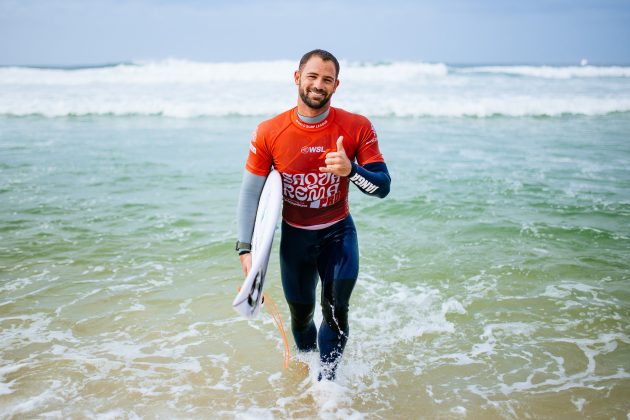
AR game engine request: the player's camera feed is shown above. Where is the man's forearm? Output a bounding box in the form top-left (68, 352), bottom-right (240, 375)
top-left (349, 161), bottom-right (391, 198)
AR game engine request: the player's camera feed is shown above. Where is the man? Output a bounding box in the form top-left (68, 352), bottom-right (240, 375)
top-left (236, 49), bottom-right (391, 380)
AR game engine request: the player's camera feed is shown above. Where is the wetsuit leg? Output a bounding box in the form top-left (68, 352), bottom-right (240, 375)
top-left (280, 217), bottom-right (360, 379)
top-left (280, 222), bottom-right (318, 351)
top-left (316, 216), bottom-right (359, 380)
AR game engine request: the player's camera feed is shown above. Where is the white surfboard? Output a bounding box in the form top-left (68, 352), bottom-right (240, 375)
top-left (232, 170), bottom-right (283, 319)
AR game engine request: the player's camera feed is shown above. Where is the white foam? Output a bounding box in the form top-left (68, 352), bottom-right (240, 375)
top-left (54, 287), bottom-right (103, 317)
top-left (450, 406), bottom-right (467, 416)
top-left (0, 277), bottom-right (33, 292)
top-left (472, 322), bottom-right (537, 356)
top-left (433, 352), bottom-right (478, 366)
top-left (4, 386), bottom-right (63, 418)
top-left (344, 60), bottom-right (449, 80)
top-left (442, 297), bottom-right (467, 315)
top-left (463, 271), bottom-right (498, 305)
top-left (1, 60), bottom-right (629, 117)
top-left (0, 379), bottom-right (16, 396)
top-left (460, 65), bottom-right (630, 79)
top-left (468, 331), bottom-right (630, 403)
top-left (309, 380), bottom-right (358, 419)
top-left (96, 409), bottom-right (127, 420)
top-left (571, 397), bottom-right (586, 412)
top-left (541, 281), bottom-right (614, 311)
top-left (176, 298), bottom-right (192, 315)
top-left (0, 363), bottom-right (28, 396)
top-left (0, 59), bottom-right (296, 85)
top-left (352, 274), bottom-right (461, 346)
top-left (233, 407), bottom-right (276, 420)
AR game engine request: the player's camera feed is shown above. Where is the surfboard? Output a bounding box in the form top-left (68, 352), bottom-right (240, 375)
top-left (232, 170), bottom-right (283, 319)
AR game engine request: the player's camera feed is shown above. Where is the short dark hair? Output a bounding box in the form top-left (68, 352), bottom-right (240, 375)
top-left (299, 49), bottom-right (340, 78)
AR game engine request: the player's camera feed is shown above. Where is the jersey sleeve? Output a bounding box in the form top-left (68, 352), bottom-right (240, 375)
top-left (355, 118), bottom-right (385, 166)
top-left (244, 124), bottom-right (273, 176)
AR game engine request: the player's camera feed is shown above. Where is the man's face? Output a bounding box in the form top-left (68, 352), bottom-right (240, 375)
top-left (295, 57), bottom-right (339, 111)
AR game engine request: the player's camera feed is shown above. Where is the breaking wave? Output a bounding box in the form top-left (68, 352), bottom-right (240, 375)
top-left (1, 59), bottom-right (629, 117)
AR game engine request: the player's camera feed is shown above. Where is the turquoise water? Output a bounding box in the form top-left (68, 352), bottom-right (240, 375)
top-left (1, 113), bottom-right (629, 418)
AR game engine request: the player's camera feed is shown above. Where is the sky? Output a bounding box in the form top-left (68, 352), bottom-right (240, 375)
top-left (1, 0), bottom-right (629, 66)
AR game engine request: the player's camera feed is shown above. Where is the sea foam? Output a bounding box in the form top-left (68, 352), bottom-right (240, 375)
top-left (1, 59), bottom-right (629, 117)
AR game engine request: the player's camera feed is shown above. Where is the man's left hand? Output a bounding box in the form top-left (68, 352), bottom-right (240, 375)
top-left (319, 136), bottom-right (352, 177)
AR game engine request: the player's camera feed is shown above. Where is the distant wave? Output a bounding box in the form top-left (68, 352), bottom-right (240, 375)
top-left (1, 60), bottom-right (629, 118)
top-left (458, 65), bottom-right (630, 79)
top-left (0, 59), bottom-right (297, 85)
top-left (0, 59), bottom-right (451, 85)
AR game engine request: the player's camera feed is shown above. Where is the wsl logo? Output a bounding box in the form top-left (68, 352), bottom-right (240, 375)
top-left (301, 145), bottom-right (326, 154)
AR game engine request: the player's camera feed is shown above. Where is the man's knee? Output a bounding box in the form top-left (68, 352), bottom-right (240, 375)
top-left (321, 296), bottom-right (348, 335)
top-left (287, 301), bottom-right (315, 331)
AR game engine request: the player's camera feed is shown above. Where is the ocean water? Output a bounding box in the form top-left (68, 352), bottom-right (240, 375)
top-left (1, 60), bottom-right (629, 419)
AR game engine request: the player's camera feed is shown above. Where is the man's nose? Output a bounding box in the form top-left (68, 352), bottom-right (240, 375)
top-left (312, 78), bottom-right (325, 90)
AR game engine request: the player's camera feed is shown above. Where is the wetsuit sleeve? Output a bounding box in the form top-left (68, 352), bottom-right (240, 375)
top-left (348, 161), bottom-right (391, 198)
top-left (237, 170), bottom-right (267, 247)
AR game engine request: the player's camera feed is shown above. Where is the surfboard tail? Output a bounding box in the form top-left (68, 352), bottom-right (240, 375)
top-left (232, 269), bottom-right (265, 319)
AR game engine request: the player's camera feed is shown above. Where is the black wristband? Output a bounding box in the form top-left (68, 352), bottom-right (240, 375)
top-left (235, 241), bottom-right (252, 253)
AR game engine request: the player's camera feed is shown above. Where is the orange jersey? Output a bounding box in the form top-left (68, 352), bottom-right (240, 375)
top-left (245, 107), bottom-right (384, 227)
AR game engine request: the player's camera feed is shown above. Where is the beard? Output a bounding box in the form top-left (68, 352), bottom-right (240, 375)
top-left (299, 86), bottom-right (331, 110)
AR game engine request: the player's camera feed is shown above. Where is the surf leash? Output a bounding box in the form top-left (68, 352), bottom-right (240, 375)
top-left (235, 285), bottom-right (290, 368)
top-left (263, 292), bottom-right (291, 369)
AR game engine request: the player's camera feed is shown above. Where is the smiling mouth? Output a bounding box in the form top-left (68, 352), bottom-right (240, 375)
top-left (309, 90), bottom-right (326, 99)
top-left (300, 87), bottom-right (330, 109)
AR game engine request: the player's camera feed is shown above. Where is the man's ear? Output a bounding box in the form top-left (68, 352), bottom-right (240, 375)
top-left (334, 79), bottom-right (340, 91)
top-left (294, 70), bottom-right (301, 85)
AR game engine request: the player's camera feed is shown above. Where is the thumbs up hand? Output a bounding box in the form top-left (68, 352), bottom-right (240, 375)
top-left (319, 136), bottom-right (352, 177)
